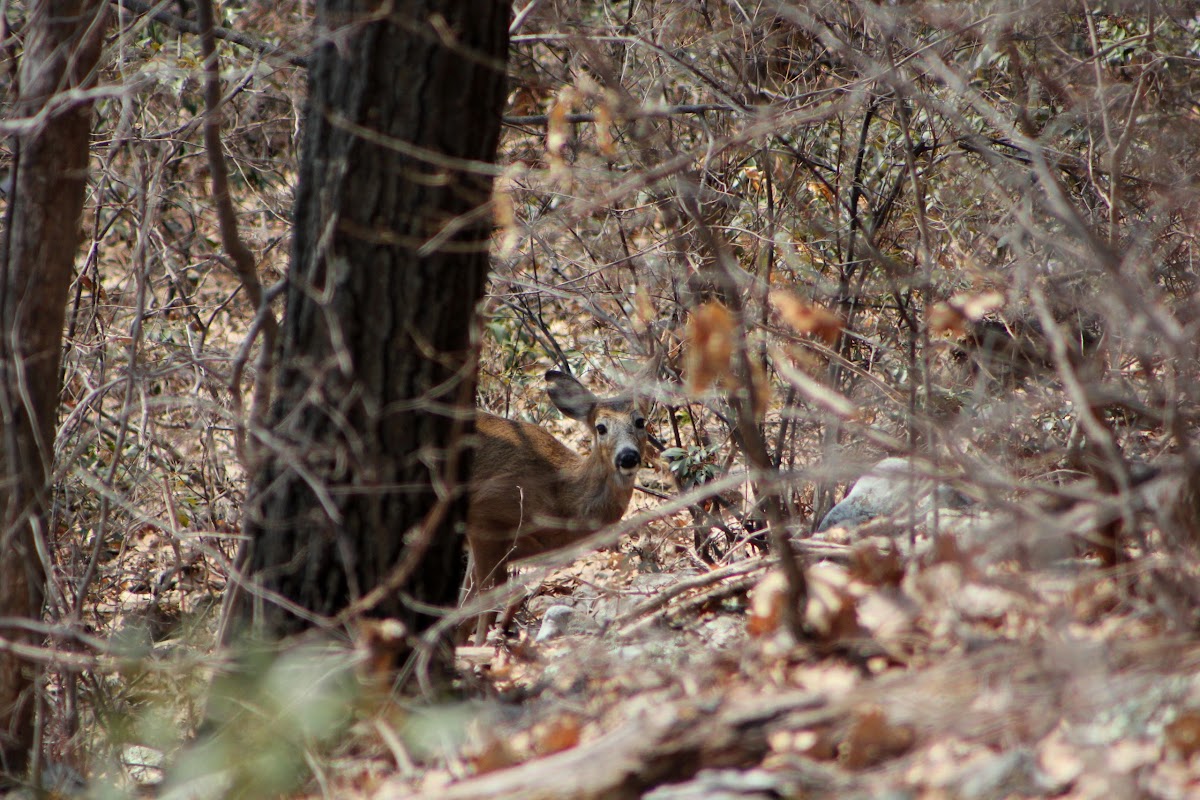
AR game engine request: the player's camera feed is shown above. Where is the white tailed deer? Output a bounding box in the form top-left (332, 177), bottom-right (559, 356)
top-left (464, 370), bottom-right (649, 644)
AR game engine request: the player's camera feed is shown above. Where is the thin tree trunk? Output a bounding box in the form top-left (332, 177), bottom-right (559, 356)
top-left (0, 0), bottom-right (106, 782)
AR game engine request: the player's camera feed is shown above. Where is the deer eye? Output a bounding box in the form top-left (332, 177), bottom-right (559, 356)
top-left (596, 423), bottom-right (608, 436)
top-left (634, 417), bottom-right (646, 429)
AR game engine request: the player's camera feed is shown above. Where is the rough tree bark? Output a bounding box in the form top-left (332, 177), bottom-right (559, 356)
top-left (230, 1), bottom-right (509, 664)
top-left (0, 0), bottom-right (107, 782)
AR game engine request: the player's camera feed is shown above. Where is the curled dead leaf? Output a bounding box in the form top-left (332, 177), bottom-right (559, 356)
top-left (533, 714), bottom-right (582, 755)
top-left (856, 589), bottom-right (918, 657)
top-left (770, 291), bottom-right (842, 345)
top-left (839, 706), bottom-right (914, 769)
top-left (508, 84), bottom-right (546, 117)
top-left (468, 732), bottom-right (521, 775)
top-left (632, 284), bottom-right (656, 329)
top-left (493, 169), bottom-right (520, 257)
top-left (929, 290), bottom-right (1005, 336)
top-left (741, 165), bottom-right (764, 193)
top-left (953, 290), bottom-right (1005, 320)
top-left (807, 180), bottom-right (834, 205)
top-left (749, 356), bottom-right (770, 419)
top-left (355, 618), bottom-right (408, 685)
top-left (849, 541), bottom-right (905, 587)
top-left (596, 94), bottom-right (616, 157)
top-left (747, 570), bottom-right (787, 637)
top-left (929, 302), bottom-right (968, 336)
top-left (1165, 710), bottom-right (1200, 759)
top-left (488, 647), bottom-right (515, 681)
top-left (805, 562), bottom-right (861, 642)
top-left (686, 301), bottom-right (734, 393)
top-left (546, 87), bottom-right (577, 181)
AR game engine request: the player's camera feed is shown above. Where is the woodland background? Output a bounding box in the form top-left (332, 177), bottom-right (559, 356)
top-left (4, 0), bottom-right (1200, 797)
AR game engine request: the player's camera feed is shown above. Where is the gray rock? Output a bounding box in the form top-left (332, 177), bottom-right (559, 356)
top-left (817, 457), bottom-right (969, 532)
top-left (534, 604), bottom-right (575, 642)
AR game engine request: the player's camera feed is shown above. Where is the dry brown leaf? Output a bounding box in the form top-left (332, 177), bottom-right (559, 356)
top-left (468, 733), bottom-right (521, 775)
top-left (686, 301), bottom-right (734, 393)
top-left (1165, 711), bottom-right (1200, 759)
top-left (532, 714), bottom-right (582, 756)
top-left (1070, 576), bottom-right (1121, 623)
top-left (749, 356), bottom-right (770, 419)
top-left (805, 563), bottom-right (861, 642)
top-left (929, 291), bottom-right (1005, 336)
top-left (632, 284), bottom-right (656, 329)
top-left (508, 84), bottom-right (544, 117)
top-left (741, 165), bottom-right (764, 193)
top-left (929, 532), bottom-right (976, 568)
top-left (928, 301), bottom-right (968, 336)
top-left (807, 180), bottom-right (834, 205)
top-left (546, 87), bottom-right (577, 181)
top-left (508, 634), bottom-right (541, 663)
top-left (782, 342), bottom-right (824, 373)
top-left (595, 95), bottom-right (616, 157)
top-left (770, 290), bottom-right (842, 345)
top-left (838, 706), bottom-right (914, 769)
top-left (849, 541), bottom-right (905, 587)
top-left (747, 570), bottom-right (787, 637)
top-left (953, 290), bottom-right (1004, 319)
top-left (488, 648), bottom-right (516, 681)
top-left (856, 589), bottom-right (918, 654)
top-left (492, 176), bottom-right (519, 257)
top-left (355, 618), bottom-right (408, 684)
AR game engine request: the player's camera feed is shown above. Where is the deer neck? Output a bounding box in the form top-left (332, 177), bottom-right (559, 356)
top-left (565, 448), bottom-right (636, 524)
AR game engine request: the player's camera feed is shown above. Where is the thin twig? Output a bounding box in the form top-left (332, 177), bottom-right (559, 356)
top-left (195, 0), bottom-right (278, 466)
top-left (504, 103), bottom-right (732, 126)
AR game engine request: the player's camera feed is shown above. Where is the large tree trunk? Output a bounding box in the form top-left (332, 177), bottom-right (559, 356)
top-left (232, 1), bottom-right (508, 662)
top-left (0, 0), bottom-right (106, 782)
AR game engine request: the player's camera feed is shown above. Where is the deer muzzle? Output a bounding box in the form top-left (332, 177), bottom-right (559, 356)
top-left (616, 447), bottom-right (641, 473)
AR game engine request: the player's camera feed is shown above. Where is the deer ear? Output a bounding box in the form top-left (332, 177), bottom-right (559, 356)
top-left (545, 370), bottom-right (597, 421)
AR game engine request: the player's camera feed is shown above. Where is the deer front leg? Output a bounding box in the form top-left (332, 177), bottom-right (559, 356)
top-left (464, 538), bottom-right (510, 646)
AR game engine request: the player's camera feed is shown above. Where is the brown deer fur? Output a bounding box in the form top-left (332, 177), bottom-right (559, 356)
top-left (464, 370), bottom-right (648, 643)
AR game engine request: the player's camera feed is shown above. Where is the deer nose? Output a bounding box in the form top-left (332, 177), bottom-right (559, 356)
top-left (616, 448), bottom-right (641, 471)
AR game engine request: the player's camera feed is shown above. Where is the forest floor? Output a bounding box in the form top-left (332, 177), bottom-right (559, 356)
top-left (415, 503), bottom-right (1200, 800)
top-left (88, 453), bottom-right (1200, 800)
